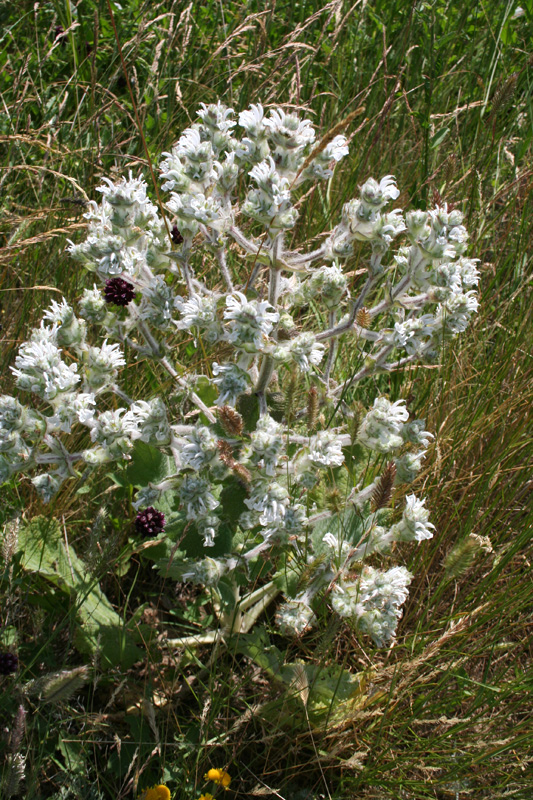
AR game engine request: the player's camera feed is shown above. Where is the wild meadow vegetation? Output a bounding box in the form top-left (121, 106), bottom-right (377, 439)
top-left (0, 1), bottom-right (532, 798)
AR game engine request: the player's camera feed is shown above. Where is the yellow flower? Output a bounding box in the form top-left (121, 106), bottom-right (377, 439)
top-left (138, 785), bottom-right (171, 800)
top-left (198, 795), bottom-right (214, 800)
top-left (204, 768), bottom-right (231, 789)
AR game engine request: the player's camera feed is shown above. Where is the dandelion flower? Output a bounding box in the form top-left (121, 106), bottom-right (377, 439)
top-left (204, 768), bottom-right (231, 789)
top-left (138, 785), bottom-right (171, 800)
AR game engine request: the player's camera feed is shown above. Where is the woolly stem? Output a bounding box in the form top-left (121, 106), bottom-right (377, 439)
top-left (284, 244), bottom-right (326, 266)
top-left (316, 276), bottom-right (377, 342)
top-left (254, 235), bottom-right (283, 409)
top-left (216, 245), bottom-right (234, 293)
top-left (324, 310), bottom-right (337, 386)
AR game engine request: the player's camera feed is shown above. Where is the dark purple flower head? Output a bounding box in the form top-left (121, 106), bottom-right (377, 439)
top-left (0, 652), bottom-right (18, 675)
top-left (171, 225), bottom-right (183, 245)
top-left (135, 507), bottom-right (165, 537)
top-left (104, 277), bottom-right (136, 307)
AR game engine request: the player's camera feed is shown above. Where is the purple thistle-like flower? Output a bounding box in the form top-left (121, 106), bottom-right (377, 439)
top-left (0, 652), bottom-right (18, 675)
top-left (104, 277), bottom-right (136, 307)
top-left (135, 507), bottom-right (165, 537)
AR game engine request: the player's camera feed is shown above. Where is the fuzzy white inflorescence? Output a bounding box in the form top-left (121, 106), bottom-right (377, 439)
top-left (1, 102), bottom-right (480, 647)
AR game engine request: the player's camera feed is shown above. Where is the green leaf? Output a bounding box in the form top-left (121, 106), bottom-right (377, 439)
top-left (233, 627), bottom-right (284, 677)
top-left (311, 506), bottom-right (364, 555)
top-left (18, 517), bottom-right (142, 669)
top-left (194, 375), bottom-right (218, 410)
top-left (217, 576), bottom-right (238, 611)
top-left (125, 440), bottom-right (174, 488)
top-left (237, 392), bottom-right (260, 432)
top-left (18, 516), bottom-right (80, 591)
top-left (430, 126), bottom-right (450, 149)
top-left (220, 479), bottom-right (249, 524)
top-left (0, 626), bottom-right (17, 646)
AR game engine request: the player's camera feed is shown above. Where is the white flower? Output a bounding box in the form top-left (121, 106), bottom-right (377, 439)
top-left (341, 198), bottom-right (380, 240)
top-left (331, 565), bottom-right (412, 646)
top-left (394, 450), bottom-right (426, 483)
top-left (97, 174), bottom-right (161, 233)
top-left (357, 397), bottom-right (409, 453)
top-left (263, 503), bottom-right (307, 542)
top-left (182, 554), bottom-right (227, 585)
top-left (132, 484), bottom-right (165, 511)
top-left (140, 275), bottom-right (176, 329)
top-left (391, 494), bottom-right (435, 543)
top-left (179, 475), bottom-right (219, 519)
top-left (85, 340), bottom-right (125, 390)
top-left (0, 395), bottom-right (44, 441)
top-left (401, 419), bottom-right (434, 448)
top-left (238, 104), bottom-right (266, 137)
top-left (31, 471), bottom-right (66, 502)
top-left (301, 264), bottom-right (347, 309)
top-left (97, 173), bottom-right (147, 207)
top-left (181, 426), bottom-right (220, 471)
top-left (196, 514), bottom-right (221, 548)
top-left (166, 192), bottom-right (222, 235)
top-left (159, 149), bottom-right (191, 193)
top-left (360, 175), bottom-right (400, 208)
top-left (245, 415), bottom-right (284, 476)
top-left (287, 332), bottom-right (325, 371)
top-left (175, 294), bottom-right (218, 331)
top-left (242, 157), bottom-right (298, 229)
top-left (276, 596), bottom-right (316, 636)
top-left (304, 135), bottom-right (349, 180)
top-left (308, 431), bottom-right (345, 468)
top-left (264, 108), bottom-right (315, 150)
top-left (373, 209), bottom-right (406, 249)
top-left (248, 156), bottom-right (288, 194)
top-left (212, 362), bottom-right (251, 406)
top-left (213, 151), bottom-right (239, 193)
top-left (235, 136), bottom-right (270, 165)
top-left (129, 398), bottom-right (171, 446)
top-left (47, 392), bottom-right (96, 433)
top-left (175, 127), bottom-right (216, 184)
top-left (322, 531), bottom-right (352, 560)
top-left (11, 335), bottom-right (80, 401)
top-left (411, 206), bottom-right (468, 261)
top-left (457, 257), bottom-right (480, 288)
top-left (197, 101), bottom-right (235, 134)
top-left (437, 290), bottom-right (479, 334)
top-left (384, 316), bottom-right (435, 354)
top-left (79, 285), bottom-right (107, 323)
top-left (244, 480), bottom-right (289, 526)
top-left (323, 532), bottom-right (339, 549)
top-left (42, 298), bottom-right (86, 348)
top-left (90, 408), bottom-right (139, 458)
top-left (224, 291), bottom-right (279, 351)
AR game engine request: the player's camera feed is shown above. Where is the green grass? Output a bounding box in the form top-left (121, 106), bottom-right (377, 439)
top-left (0, 1), bottom-right (532, 798)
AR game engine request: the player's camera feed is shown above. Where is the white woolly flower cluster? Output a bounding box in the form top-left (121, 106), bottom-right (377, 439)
top-left (244, 415), bottom-right (284, 475)
top-left (223, 292), bottom-right (279, 352)
top-left (1, 102), bottom-right (479, 651)
top-left (1, 297), bottom-right (175, 499)
top-left (390, 495), bottom-right (435, 542)
top-left (331, 566), bottom-right (413, 647)
top-left (68, 173), bottom-right (168, 280)
top-left (276, 597), bottom-right (316, 637)
top-left (356, 398), bottom-right (432, 487)
top-left (358, 398), bottom-right (410, 453)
